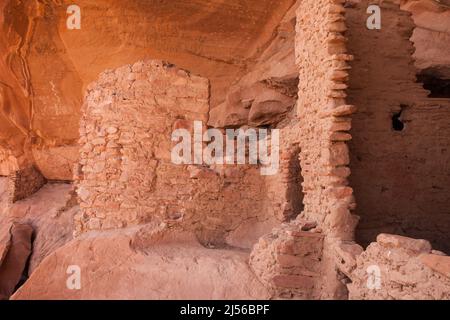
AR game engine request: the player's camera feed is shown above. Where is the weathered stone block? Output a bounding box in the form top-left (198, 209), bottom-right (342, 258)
top-left (377, 234), bottom-right (432, 254)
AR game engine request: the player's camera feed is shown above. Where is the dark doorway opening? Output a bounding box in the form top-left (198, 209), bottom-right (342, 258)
top-left (285, 147), bottom-right (304, 221)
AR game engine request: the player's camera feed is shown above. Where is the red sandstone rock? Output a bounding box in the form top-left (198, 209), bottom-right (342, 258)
top-left (248, 88), bottom-right (295, 126)
top-left (334, 241), bottom-right (364, 278)
top-left (0, 223), bottom-right (33, 300)
top-left (208, 5), bottom-right (298, 129)
top-left (0, 183), bottom-right (77, 274)
top-left (0, 0), bottom-right (449, 302)
top-left (420, 254), bottom-right (450, 278)
top-left (0, 224), bottom-right (11, 265)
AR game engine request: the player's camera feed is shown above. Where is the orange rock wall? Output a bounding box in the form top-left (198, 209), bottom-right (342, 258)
top-left (250, 0), bottom-right (358, 299)
top-left (295, 0), bottom-right (357, 239)
top-left (75, 61), bottom-right (207, 233)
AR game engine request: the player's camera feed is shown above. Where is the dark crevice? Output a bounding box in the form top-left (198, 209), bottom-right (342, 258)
top-left (285, 147), bottom-right (304, 221)
top-left (417, 69), bottom-right (450, 98)
top-left (392, 111), bottom-right (405, 131)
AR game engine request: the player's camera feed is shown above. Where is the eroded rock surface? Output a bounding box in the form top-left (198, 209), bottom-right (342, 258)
top-left (12, 226), bottom-right (270, 300)
top-left (208, 3), bottom-right (298, 128)
top-left (0, 182), bottom-right (77, 275)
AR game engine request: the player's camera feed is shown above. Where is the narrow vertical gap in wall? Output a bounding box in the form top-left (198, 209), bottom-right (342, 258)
top-left (285, 147), bottom-right (304, 221)
top-left (13, 232), bottom-right (34, 293)
top-left (392, 105), bottom-right (408, 132)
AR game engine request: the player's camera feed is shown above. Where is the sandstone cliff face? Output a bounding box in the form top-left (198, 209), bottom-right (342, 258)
top-left (0, 0), bottom-right (449, 300)
top-left (0, 0), bottom-right (295, 178)
top-left (404, 0), bottom-right (450, 78)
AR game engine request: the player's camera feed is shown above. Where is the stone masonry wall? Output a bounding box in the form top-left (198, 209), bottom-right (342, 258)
top-left (296, 0), bottom-right (358, 298)
top-left (0, 148), bottom-right (18, 176)
top-left (346, 0), bottom-right (450, 253)
top-left (1, 147), bottom-right (46, 203)
top-left (8, 165), bottom-right (46, 203)
top-left (250, 0), bottom-right (358, 299)
top-left (74, 60), bottom-right (276, 247)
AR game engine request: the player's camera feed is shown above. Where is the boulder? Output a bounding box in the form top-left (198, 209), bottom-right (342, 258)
top-left (0, 223), bottom-right (12, 265)
top-left (376, 233), bottom-right (432, 254)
